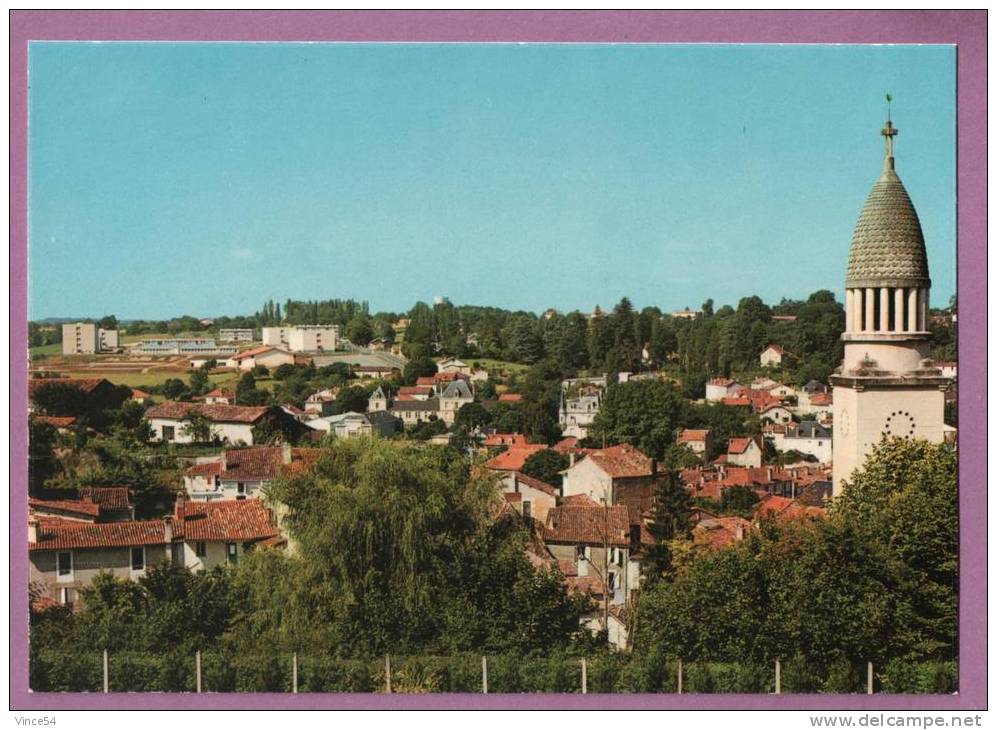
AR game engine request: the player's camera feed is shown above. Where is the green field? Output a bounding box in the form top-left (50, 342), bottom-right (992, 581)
top-left (467, 358), bottom-right (531, 376)
top-left (28, 370), bottom-right (242, 390)
top-left (28, 342), bottom-right (64, 359)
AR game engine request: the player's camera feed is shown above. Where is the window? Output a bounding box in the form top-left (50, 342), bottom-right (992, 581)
top-left (171, 542), bottom-right (184, 565)
top-left (59, 587), bottom-right (74, 607)
top-left (237, 482), bottom-right (247, 500)
top-left (522, 501), bottom-right (532, 520)
top-left (226, 542), bottom-right (238, 564)
top-left (608, 572), bottom-right (617, 593)
top-left (131, 547), bottom-right (145, 572)
top-left (162, 425), bottom-right (175, 441)
top-left (57, 551), bottom-right (72, 580)
top-left (195, 541), bottom-right (207, 557)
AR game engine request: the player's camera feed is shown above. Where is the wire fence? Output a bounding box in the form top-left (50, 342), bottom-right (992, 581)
top-left (29, 650), bottom-right (957, 694)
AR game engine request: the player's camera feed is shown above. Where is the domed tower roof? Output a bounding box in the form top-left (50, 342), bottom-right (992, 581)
top-left (845, 119), bottom-right (930, 290)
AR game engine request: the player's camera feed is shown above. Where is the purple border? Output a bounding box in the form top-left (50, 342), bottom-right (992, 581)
top-left (9, 10), bottom-right (986, 711)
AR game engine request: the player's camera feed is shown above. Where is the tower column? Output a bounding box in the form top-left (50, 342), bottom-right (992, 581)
top-left (919, 287), bottom-right (929, 331)
top-left (907, 287), bottom-right (919, 333)
top-left (846, 289), bottom-right (858, 332)
top-left (864, 288), bottom-right (876, 331)
top-left (879, 288), bottom-right (890, 331)
top-left (894, 287), bottom-right (905, 332)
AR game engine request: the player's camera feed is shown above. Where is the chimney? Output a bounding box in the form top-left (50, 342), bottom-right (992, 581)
top-left (766, 467), bottom-right (773, 482)
top-left (735, 524), bottom-right (744, 541)
top-left (220, 449), bottom-right (227, 471)
top-left (282, 442), bottom-right (293, 465)
top-left (28, 518), bottom-right (39, 543)
top-left (569, 452), bottom-right (576, 467)
top-left (163, 517), bottom-right (173, 543)
top-left (174, 492), bottom-right (186, 520)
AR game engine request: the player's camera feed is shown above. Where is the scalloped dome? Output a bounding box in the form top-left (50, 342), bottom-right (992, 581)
top-left (845, 157), bottom-right (930, 290)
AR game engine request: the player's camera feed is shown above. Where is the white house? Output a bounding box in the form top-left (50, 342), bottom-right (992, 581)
top-left (725, 436), bottom-right (763, 468)
top-left (309, 411), bottom-right (396, 439)
top-left (559, 390), bottom-right (601, 439)
top-left (497, 471), bottom-right (559, 523)
top-left (184, 445), bottom-right (321, 501)
top-left (764, 421), bottom-right (832, 463)
top-left (145, 402), bottom-right (275, 445)
top-left (560, 444), bottom-right (657, 507)
top-left (227, 346), bottom-right (295, 372)
top-left (438, 378), bottom-right (474, 425)
top-left (760, 344), bottom-right (785, 368)
top-left (758, 403), bottom-right (794, 425)
top-left (705, 378), bottom-right (740, 403)
top-left (437, 357), bottom-right (471, 375)
top-left (676, 429), bottom-right (711, 456)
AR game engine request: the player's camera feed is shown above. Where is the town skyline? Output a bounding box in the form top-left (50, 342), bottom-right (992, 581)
top-left (29, 42), bottom-right (955, 320)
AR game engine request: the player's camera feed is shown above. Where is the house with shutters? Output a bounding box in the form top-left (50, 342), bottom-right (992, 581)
top-left (183, 445), bottom-right (322, 501)
top-left (29, 497), bottom-right (279, 608)
top-left (144, 402), bottom-right (305, 446)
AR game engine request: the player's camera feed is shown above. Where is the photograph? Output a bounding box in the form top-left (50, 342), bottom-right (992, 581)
top-left (10, 10), bottom-right (985, 714)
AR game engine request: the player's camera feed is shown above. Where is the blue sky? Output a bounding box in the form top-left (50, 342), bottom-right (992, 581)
top-left (28, 43), bottom-right (955, 320)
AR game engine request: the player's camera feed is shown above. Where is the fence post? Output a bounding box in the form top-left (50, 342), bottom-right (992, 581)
top-left (196, 650), bottom-right (202, 693)
top-left (384, 655), bottom-right (392, 694)
top-left (482, 656), bottom-right (488, 694)
top-left (867, 661), bottom-right (874, 695)
top-left (292, 653), bottom-right (298, 694)
top-left (102, 649), bottom-right (109, 693)
top-left (677, 658), bottom-right (683, 695)
top-left (775, 658), bottom-right (781, 695)
top-left (581, 658), bottom-right (587, 695)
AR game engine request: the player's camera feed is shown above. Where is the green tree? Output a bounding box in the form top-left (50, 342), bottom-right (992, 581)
top-left (453, 402), bottom-right (492, 430)
top-left (641, 472), bottom-right (693, 582)
top-left (335, 386), bottom-right (369, 415)
top-left (179, 413), bottom-right (214, 444)
top-left (402, 356), bottom-right (438, 386)
top-left (589, 379), bottom-right (686, 459)
top-left (520, 449), bottom-right (569, 488)
top-left (188, 367), bottom-right (210, 397)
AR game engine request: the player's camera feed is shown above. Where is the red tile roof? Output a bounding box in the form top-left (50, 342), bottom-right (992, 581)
top-left (29, 378), bottom-right (110, 397)
top-left (678, 429), bottom-right (710, 444)
top-left (543, 504), bottom-right (633, 547)
top-left (485, 433), bottom-right (527, 447)
top-left (484, 445), bottom-right (547, 472)
top-left (230, 346), bottom-right (289, 361)
top-left (30, 518), bottom-right (168, 551)
top-left (727, 437), bottom-right (759, 455)
top-left (561, 494), bottom-right (601, 507)
top-left (581, 444), bottom-right (654, 478)
top-left (809, 393), bottom-right (833, 406)
top-left (693, 516), bottom-right (751, 550)
top-left (78, 487), bottom-right (132, 509)
top-left (29, 498), bottom-right (101, 519)
top-left (722, 396), bottom-right (752, 407)
top-left (498, 393), bottom-right (523, 403)
top-left (174, 498), bottom-right (278, 542)
top-left (145, 402), bottom-right (272, 424)
top-left (131, 389), bottom-right (152, 399)
top-left (763, 344), bottom-right (785, 355)
top-left (415, 377), bottom-right (437, 387)
top-left (508, 472), bottom-right (559, 497)
top-left (399, 386), bottom-right (434, 396)
top-left (204, 388), bottom-right (234, 398)
top-left (33, 415), bottom-right (77, 429)
top-left (708, 377), bottom-right (736, 387)
top-left (184, 447), bottom-right (322, 481)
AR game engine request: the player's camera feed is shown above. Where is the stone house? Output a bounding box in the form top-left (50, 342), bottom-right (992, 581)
top-left (560, 444), bottom-right (657, 509)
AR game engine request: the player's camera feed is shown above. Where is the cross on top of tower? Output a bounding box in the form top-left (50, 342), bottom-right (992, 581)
top-left (881, 93), bottom-right (898, 163)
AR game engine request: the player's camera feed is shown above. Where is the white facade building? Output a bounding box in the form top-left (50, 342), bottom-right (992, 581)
top-left (62, 323), bottom-right (119, 354)
top-left (262, 325), bottom-right (340, 353)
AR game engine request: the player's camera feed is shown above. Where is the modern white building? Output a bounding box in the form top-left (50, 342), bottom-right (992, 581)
top-left (62, 322), bottom-right (119, 354)
top-left (262, 325), bottom-right (340, 353)
top-left (830, 115), bottom-right (950, 495)
top-left (218, 328), bottom-right (255, 342)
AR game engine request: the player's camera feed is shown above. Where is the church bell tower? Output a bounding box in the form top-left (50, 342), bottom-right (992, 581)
top-left (830, 112), bottom-right (950, 496)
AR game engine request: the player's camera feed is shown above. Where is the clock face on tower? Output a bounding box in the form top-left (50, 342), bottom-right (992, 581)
top-left (884, 410), bottom-right (917, 439)
top-left (838, 408), bottom-right (850, 437)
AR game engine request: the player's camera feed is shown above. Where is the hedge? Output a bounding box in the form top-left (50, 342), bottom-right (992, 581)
top-left (28, 650), bottom-right (957, 694)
